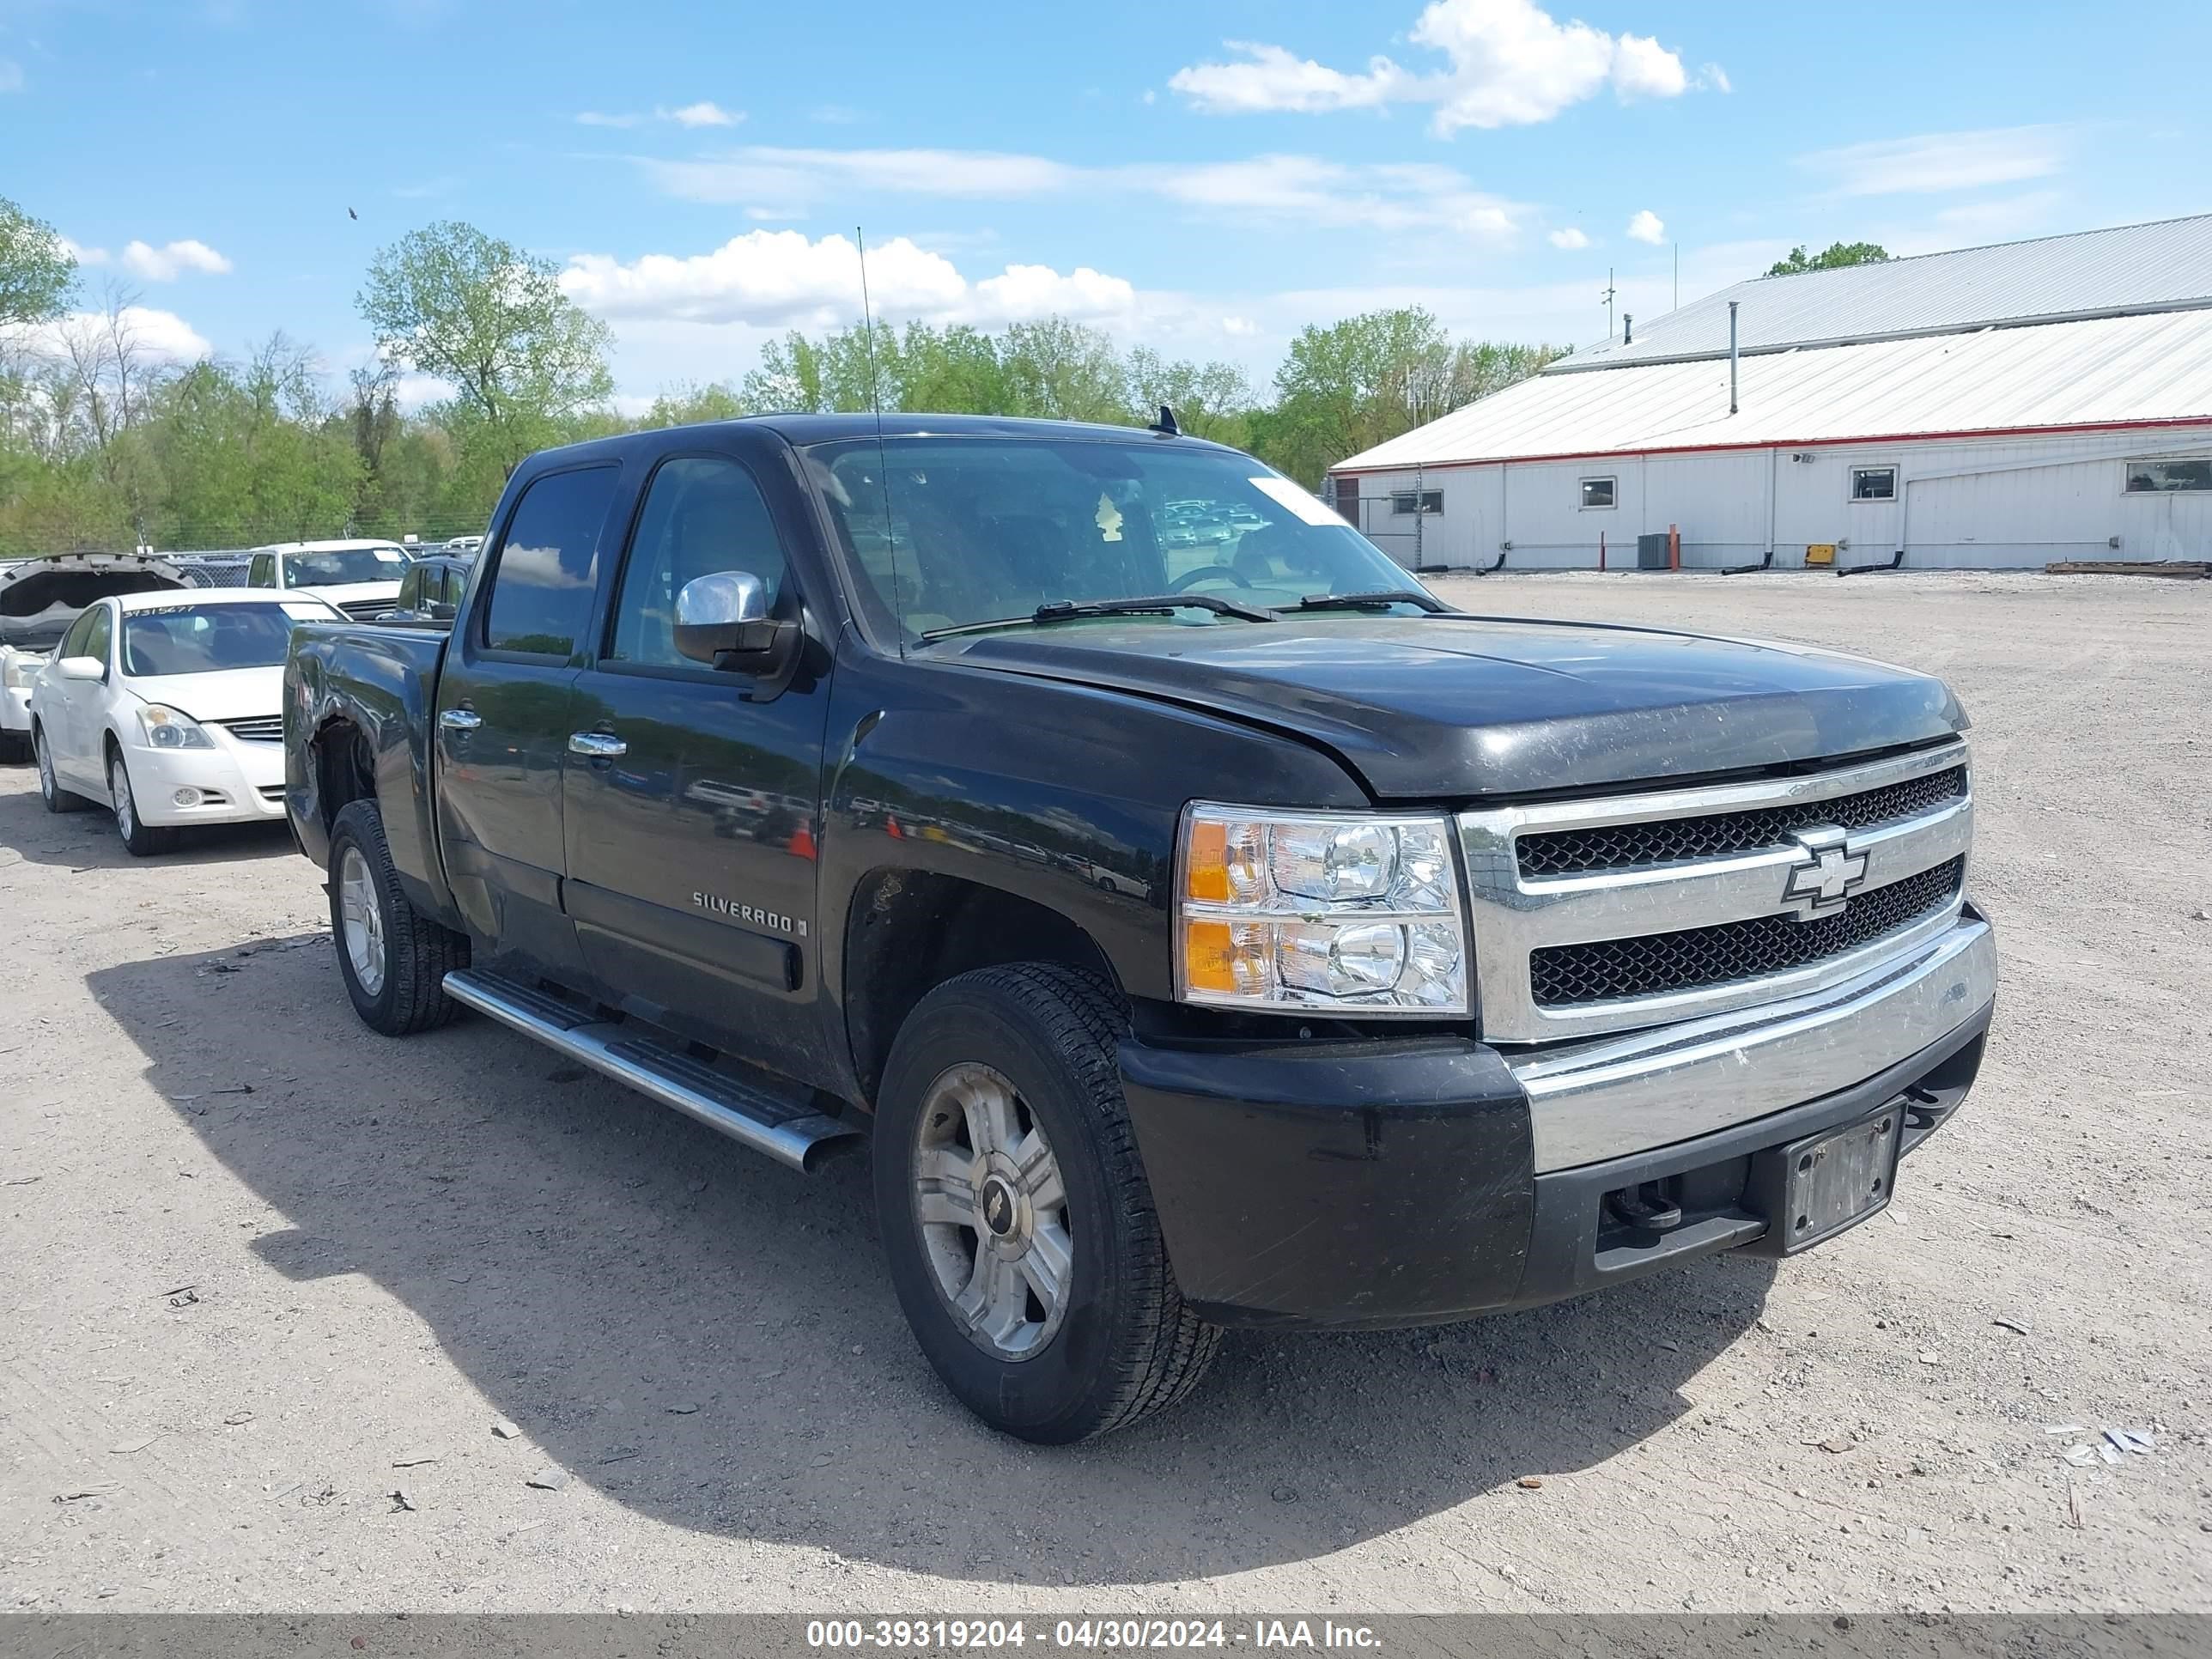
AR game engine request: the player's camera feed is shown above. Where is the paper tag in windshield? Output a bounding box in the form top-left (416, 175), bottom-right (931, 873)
top-left (374, 548), bottom-right (404, 562)
top-left (281, 602), bottom-right (335, 621)
top-left (1249, 476), bottom-right (1344, 527)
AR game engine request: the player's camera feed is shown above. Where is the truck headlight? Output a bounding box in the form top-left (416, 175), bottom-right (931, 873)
top-left (1176, 804), bottom-right (1469, 1014)
top-left (136, 705), bottom-right (215, 750)
top-left (1, 653), bottom-right (45, 690)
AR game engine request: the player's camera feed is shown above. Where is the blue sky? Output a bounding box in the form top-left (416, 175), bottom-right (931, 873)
top-left (7, 0), bottom-right (2209, 410)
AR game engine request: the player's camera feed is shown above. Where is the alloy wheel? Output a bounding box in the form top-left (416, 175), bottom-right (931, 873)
top-left (911, 1061), bottom-right (1073, 1361)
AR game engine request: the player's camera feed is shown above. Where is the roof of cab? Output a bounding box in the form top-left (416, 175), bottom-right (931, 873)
top-left (519, 412), bottom-right (1242, 471)
top-left (111, 586), bottom-right (346, 614)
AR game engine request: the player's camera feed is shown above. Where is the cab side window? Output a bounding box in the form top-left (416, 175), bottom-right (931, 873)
top-left (480, 465), bottom-right (621, 659)
top-left (395, 566), bottom-right (424, 612)
top-left (608, 457), bottom-right (788, 668)
top-left (248, 554), bottom-right (276, 588)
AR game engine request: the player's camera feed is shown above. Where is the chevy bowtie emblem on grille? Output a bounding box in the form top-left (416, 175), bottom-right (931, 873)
top-left (1780, 824), bottom-right (1868, 921)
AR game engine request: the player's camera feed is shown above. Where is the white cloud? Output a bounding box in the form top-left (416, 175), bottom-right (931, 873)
top-left (0, 58), bottom-right (22, 93)
top-left (11, 306), bottom-right (213, 366)
top-left (1548, 227), bottom-right (1590, 250)
top-left (120, 239), bottom-right (233, 281)
top-left (558, 230), bottom-right (1138, 332)
top-left (1167, 41), bottom-right (1407, 115)
top-left (639, 146), bottom-right (1524, 242)
top-left (1699, 63), bottom-right (1732, 94)
top-left (60, 237), bottom-right (112, 266)
top-left (1168, 1), bottom-right (1698, 135)
top-left (666, 100), bottom-right (738, 128)
top-left (1626, 210), bottom-right (1666, 244)
top-left (1220, 315), bottom-right (1260, 337)
top-left (642, 146), bottom-right (1075, 210)
top-left (577, 102), bottom-right (747, 131)
top-left (1796, 125), bottom-right (2069, 198)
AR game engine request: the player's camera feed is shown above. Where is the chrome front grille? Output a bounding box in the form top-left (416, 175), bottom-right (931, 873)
top-left (220, 714), bottom-right (285, 743)
top-left (1529, 855), bottom-right (1965, 1006)
top-left (1516, 765), bottom-right (1966, 878)
top-left (337, 599), bottom-right (391, 620)
top-left (1459, 740), bottom-right (1972, 1043)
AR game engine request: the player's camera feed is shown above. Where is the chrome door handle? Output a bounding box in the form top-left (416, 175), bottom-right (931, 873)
top-left (438, 708), bottom-right (482, 732)
top-left (568, 731), bottom-right (627, 759)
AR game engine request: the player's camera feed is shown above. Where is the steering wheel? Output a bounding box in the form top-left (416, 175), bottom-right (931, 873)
top-left (1168, 564), bottom-right (1254, 592)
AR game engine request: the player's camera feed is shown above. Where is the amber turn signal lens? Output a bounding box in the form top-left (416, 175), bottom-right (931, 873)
top-left (1182, 920), bottom-right (1242, 994)
top-left (1184, 819), bottom-right (1230, 902)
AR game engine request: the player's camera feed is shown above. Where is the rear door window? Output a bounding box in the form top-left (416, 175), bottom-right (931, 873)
top-left (480, 465), bottom-right (620, 659)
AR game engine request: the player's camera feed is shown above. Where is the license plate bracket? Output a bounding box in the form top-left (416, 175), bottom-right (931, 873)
top-left (1748, 1104), bottom-right (1903, 1255)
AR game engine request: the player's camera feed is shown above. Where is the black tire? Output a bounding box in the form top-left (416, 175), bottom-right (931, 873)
top-left (33, 724), bottom-right (92, 812)
top-left (108, 749), bottom-right (180, 856)
top-left (327, 798), bottom-right (469, 1036)
top-left (872, 963), bottom-right (1220, 1443)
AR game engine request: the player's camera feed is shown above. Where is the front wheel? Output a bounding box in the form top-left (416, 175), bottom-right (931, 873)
top-left (326, 798), bottom-right (469, 1036)
top-left (872, 963), bottom-right (1220, 1443)
top-left (109, 750), bottom-right (179, 856)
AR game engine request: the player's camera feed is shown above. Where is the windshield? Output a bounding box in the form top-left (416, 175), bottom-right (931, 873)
top-left (805, 438), bottom-right (1428, 640)
top-left (282, 547), bottom-right (404, 587)
top-left (121, 603), bottom-right (319, 677)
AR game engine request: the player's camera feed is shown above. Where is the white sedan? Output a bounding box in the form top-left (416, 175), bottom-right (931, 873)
top-left (28, 589), bottom-right (342, 855)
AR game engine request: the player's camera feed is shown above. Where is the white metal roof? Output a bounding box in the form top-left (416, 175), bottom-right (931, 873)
top-left (1564, 213), bottom-right (2212, 371)
top-left (1334, 307), bottom-right (2212, 471)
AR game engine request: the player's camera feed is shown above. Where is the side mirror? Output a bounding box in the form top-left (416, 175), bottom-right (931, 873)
top-left (674, 571), bottom-right (797, 674)
top-left (57, 655), bottom-right (105, 682)
top-left (427, 601), bottom-right (457, 622)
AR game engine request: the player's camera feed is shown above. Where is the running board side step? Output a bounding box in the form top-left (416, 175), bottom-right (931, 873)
top-left (442, 969), bottom-right (862, 1174)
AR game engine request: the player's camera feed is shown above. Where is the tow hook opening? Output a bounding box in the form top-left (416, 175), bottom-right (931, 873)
top-left (1604, 1178), bottom-right (1684, 1234)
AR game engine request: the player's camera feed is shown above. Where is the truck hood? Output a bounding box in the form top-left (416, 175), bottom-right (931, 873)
top-left (123, 665), bottom-right (285, 723)
top-left (936, 615), bottom-right (1966, 799)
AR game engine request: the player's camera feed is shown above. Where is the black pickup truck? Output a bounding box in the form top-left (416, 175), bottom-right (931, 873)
top-left (283, 414), bottom-right (1995, 1443)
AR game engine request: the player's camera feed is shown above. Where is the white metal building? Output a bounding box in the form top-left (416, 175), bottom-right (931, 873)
top-left (1329, 215), bottom-right (2212, 571)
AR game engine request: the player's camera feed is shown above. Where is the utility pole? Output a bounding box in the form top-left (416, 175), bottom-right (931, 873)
top-left (1601, 268), bottom-right (1617, 338)
top-left (1674, 243), bottom-right (1680, 312)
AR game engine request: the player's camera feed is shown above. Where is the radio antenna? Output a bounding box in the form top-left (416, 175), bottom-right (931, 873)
top-left (855, 227), bottom-right (904, 657)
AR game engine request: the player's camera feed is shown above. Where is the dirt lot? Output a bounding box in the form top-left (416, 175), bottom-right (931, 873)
top-left (2, 571), bottom-right (2208, 1615)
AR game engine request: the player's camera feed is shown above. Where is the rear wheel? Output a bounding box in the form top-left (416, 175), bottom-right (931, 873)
top-left (872, 963), bottom-right (1220, 1443)
top-left (109, 750), bottom-right (179, 856)
top-left (326, 798), bottom-right (469, 1036)
top-left (35, 726), bottom-right (91, 812)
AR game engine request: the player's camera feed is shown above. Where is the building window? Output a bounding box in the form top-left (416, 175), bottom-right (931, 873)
top-left (2124, 458), bottom-right (2212, 493)
top-left (1390, 489), bottom-right (1443, 516)
top-left (1332, 477), bottom-right (1360, 523)
top-left (1850, 465), bottom-right (1898, 501)
top-left (1579, 477), bottom-right (1616, 509)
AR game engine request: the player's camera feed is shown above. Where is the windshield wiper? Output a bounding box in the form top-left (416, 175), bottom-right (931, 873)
top-left (1281, 589), bottom-right (1459, 615)
top-left (918, 593), bottom-right (1277, 641)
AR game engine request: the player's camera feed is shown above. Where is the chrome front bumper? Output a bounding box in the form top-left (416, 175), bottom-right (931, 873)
top-left (1507, 911), bottom-right (1996, 1173)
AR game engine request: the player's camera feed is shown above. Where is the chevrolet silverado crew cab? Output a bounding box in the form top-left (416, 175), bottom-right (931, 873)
top-left (283, 415), bottom-right (1995, 1443)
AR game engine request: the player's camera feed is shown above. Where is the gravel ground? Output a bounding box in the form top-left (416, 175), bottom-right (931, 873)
top-left (1, 571), bottom-right (2207, 1615)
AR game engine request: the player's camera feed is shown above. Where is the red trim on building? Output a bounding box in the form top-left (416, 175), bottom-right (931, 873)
top-left (1328, 414), bottom-right (2212, 477)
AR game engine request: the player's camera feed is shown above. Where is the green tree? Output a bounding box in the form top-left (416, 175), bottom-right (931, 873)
top-left (1766, 240), bottom-right (1890, 277)
top-left (143, 336), bottom-right (362, 546)
top-left (0, 196), bottom-right (76, 330)
top-left (1123, 348), bottom-right (1255, 447)
top-left (640, 380), bottom-right (751, 427)
top-left (1261, 307), bottom-right (1563, 486)
top-left (996, 319), bottom-right (1126, 422)
top-left (356, 221), bottom-right (615, 473)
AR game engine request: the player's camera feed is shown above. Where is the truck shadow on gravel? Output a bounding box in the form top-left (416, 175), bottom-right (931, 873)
top-left (0, 775), bottom-right (295, 871)
top-left (91, 935), bottom-right (1777, 1586)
